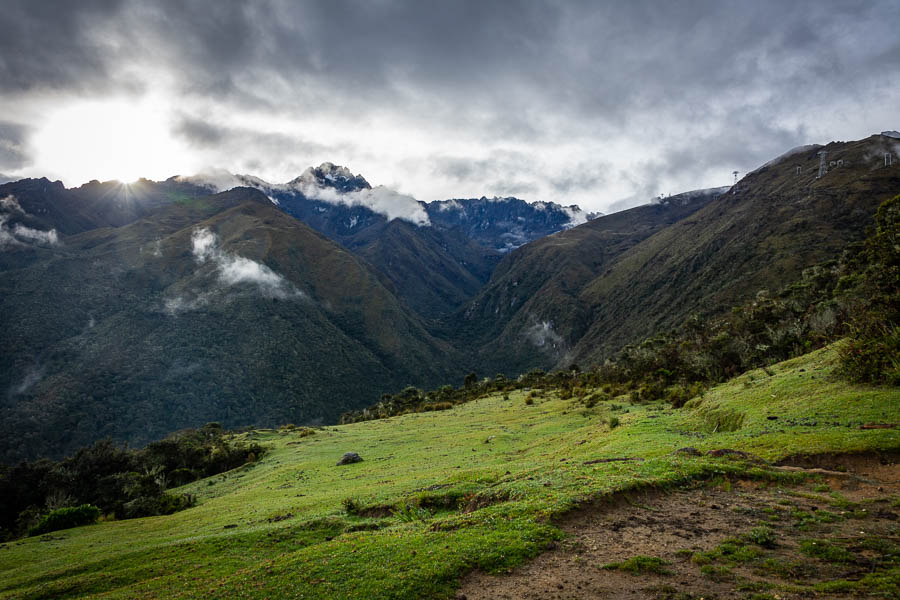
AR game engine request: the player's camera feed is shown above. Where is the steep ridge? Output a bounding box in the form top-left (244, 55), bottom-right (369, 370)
top-left (0, 177), bottom-right (210, 236)
top-left (459, 134), bottom-right (900, 374)
top-left (196, 164), bottom-right (592, 318)
top-left (454, 189), bottom-right (722, 374)
top-left (0, 186), bottom-right (457, 462)
top-left (569, 134), bottom-right (900, 365)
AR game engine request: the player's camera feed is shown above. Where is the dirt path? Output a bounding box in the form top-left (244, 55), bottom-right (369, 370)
top-left (459, 453), bottom-right (900, 600)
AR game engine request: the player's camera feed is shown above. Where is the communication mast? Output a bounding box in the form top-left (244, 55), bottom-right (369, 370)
top-left (732, 170), bottom-right (739, 184)
top-left (817, 150), bottom-right (828, 178)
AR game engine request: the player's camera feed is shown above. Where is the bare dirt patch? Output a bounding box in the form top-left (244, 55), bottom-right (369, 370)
top-left (459, 453), bottom-right (899, 600)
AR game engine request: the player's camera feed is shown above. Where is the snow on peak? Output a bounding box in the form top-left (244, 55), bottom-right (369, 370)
top-left (178, 165), bottom-right (427, 226)
top-left (561, 205), bottom-right (592, 228)
top-left (881, 130), bottom-right (900, 139)
top-left (290, 163), bottom-right (369, 191)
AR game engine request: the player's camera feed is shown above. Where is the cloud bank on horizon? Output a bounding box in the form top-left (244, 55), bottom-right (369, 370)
top-left (0, 0), bottom-right (898, 213)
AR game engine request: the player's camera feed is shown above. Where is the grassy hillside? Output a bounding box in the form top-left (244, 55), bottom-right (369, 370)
top-left (1, 345), bottom-right (896, 599)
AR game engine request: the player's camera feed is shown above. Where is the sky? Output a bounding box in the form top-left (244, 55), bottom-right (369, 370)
top-left (0, 0), bottom-right (898, 213)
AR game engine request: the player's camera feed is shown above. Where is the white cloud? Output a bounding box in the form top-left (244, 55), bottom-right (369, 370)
top-left (190, 227), bottom-right (299, 299)
top-left (0, 194), bottom-right (23, 213)
top-left (217, 254), bottom-right (286, 288)
top-left (177, 169), bottom-right (246, 193)
top-left (12, 223), bottom-right (58, 245)
top-left (524, 320), bottom-right (565, 351)
top-left (293, 181), bottom-right (430, 226)
top-left (181, 169), bottom-right (432, 226)
top-left (163, 294), bottom-right (210, 316)
top-left (11, 365), bottom-right (44, 395)
top-left (0, 194), bottom-right (59, 248)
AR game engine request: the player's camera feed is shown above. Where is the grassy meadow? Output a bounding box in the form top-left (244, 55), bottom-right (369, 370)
top-left (1, 345), bottom-right (898, 599)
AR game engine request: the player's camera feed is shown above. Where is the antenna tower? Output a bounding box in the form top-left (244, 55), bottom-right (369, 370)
top-left (817, 150), bottom-right (828, 178)
top-left (732, 170), bottom-right (739, 185)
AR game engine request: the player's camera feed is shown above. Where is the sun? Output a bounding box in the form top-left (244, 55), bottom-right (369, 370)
top-left (32, 98), bottom-right (190, 185)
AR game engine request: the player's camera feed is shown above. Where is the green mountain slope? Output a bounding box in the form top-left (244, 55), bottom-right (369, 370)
top-left (0, 187), bottom-right (458, 462)
top-left (570, 135), bottom-right (900, 366)
top-left (459, 134), bottom-right (900, 374)
top-left (454, 188), bottom-right (722, 374)
top-left (345, 218), bottom-right (500, 320)
top-left (0, 345), bottom-right (896, 599)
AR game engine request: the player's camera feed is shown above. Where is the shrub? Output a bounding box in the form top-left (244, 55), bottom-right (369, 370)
top-left (666, 382), bottom-right (705, 408)
top-left (342, 497), bottom-right (361, 515)
top-left (608, 416), bottom-right (620, 429)
top-left (838, 324), bottom-right (900, 385)
top-left (746, 526), bottom-right (777, 548)
top-left (28, 504), bottom-right (101, 536)
top-left (169, 467), bottom-right (199, 487)
top-left (838, 195), bottom-right (900, 384)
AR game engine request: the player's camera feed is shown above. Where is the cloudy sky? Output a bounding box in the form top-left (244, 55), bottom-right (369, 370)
top-left (1, 0), bottom-right (898, 213)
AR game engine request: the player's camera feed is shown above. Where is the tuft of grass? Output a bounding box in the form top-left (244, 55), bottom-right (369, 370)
top-left (698, 407), bottom-right (745, 433)
top-left (603, 555), bottom-right (671, 575)
top-left (342, 497), bottom-right (362, 515)
top-left (799, 539), bottom-right (856, 563)
top-left (699, 564), bottom-right (732, 581)
top-left (815, 568), bottom-right (900, 598)
top-left (753, 557), bottom-right (814, 580)
top-left (393, 503), bottom-right (431, 523)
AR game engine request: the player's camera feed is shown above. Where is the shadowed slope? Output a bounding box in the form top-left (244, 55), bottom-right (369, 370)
top-left (0, 188), bottom-right (458, 461)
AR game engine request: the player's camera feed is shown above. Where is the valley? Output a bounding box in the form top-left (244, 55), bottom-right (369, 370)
top-left (2, 134), bottom-right (899, 462)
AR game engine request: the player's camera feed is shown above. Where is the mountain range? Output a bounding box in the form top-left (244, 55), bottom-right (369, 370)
top-left (2, 132), bottom-right (898, 461)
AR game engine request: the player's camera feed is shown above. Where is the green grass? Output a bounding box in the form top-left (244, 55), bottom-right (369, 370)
top-left (799, 539), bottom-right (856, 564)
top-left (603, 555), bottom-right (671, 574)
top-left (0, 345), bottom-right (897, 599)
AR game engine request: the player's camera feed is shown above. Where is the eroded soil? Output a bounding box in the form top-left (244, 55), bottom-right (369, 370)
top-left (460, 452), bottom-right (900, 600)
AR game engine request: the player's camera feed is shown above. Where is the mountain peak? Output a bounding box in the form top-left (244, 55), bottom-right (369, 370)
top-left (290, 163), bottom-right (371, 193)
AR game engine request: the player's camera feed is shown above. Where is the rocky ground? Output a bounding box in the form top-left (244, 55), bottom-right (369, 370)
top-left (460, 452), bottom-right (900, 600)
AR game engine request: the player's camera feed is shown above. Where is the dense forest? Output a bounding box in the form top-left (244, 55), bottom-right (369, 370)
top-left (0, 423), bottom-right (263, 540)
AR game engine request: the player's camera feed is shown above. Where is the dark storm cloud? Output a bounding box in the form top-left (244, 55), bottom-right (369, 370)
top-left (0, 121), bottom-right (31, 170)
top-left (2, 0), bottom-right (899, 209)
top-left (0, 0), bottom-right (133, 94)
top-left (430, 151), bottom-right (534, 184)
top-left (173, 115), bottom-right (333, 157)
